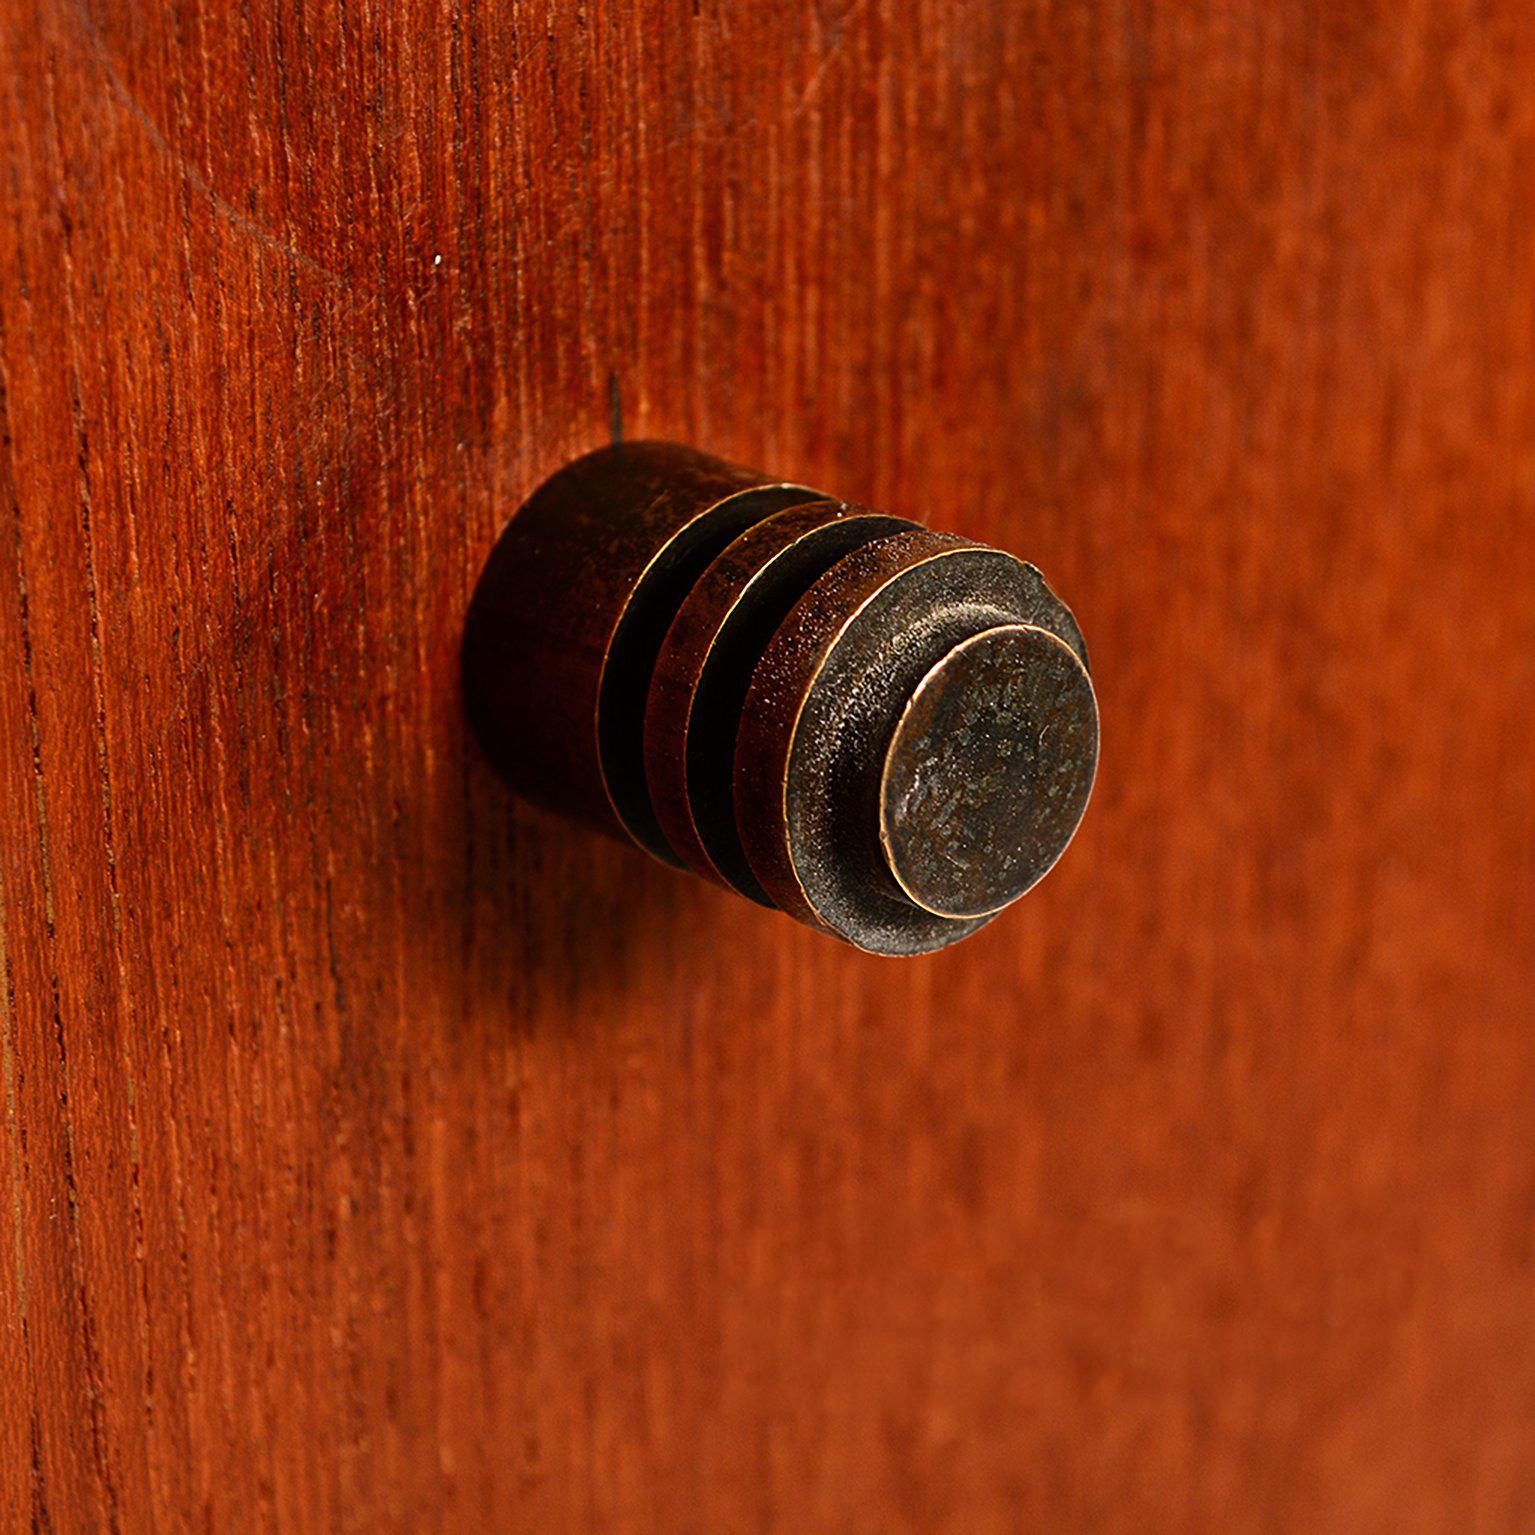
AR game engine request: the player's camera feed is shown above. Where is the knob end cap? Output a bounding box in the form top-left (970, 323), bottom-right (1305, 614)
top-left (879, 623), bottom-right (1099, 920)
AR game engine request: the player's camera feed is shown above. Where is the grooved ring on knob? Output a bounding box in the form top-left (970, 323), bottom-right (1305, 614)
top-left (879, 623), bottom-right (1098, 920)
top-left (461, 440), bottom-right (821, 855)
top-left (593, 480), bottom-right (822, 860)
top-left (644, 500), bottom-right (911, 902)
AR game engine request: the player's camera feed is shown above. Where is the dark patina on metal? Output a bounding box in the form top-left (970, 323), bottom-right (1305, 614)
top-left (463, 441), bottom-right (1099, 955)
top-left (879, 624), bottom-right (1098, 920)
top-left (461, 441), bottom-right (819, 856)
top-left (645, 501), bottom-right (911, 901)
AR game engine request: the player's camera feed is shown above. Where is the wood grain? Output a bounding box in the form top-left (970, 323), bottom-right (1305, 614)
top-left (2, 0), bottom-right (1533, 1530)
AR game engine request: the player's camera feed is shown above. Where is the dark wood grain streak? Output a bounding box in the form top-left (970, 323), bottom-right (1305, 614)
top-left (2, 0), bottom-right (1534, 1530)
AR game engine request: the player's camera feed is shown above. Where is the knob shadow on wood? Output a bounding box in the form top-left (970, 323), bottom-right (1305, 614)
top-left (462, 441), bottom-right (1099, 955)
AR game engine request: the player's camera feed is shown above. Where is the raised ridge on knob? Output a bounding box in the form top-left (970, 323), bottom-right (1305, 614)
top-left (644, 500), bottom-right (914, 901)
top-left (462, 441), bottom-right (1099, 955)
top-left (461, 440), bottom-right (820, 857)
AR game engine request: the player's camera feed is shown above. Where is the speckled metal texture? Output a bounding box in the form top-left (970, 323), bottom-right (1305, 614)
top-left (879, 624), bottom-right (1099, 920)
top-left (734, 534), bottom-right (1090, 953)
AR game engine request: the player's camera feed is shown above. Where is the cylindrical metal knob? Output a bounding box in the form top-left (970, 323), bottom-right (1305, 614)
top-left (463, 441), bottom-right (1098, 955)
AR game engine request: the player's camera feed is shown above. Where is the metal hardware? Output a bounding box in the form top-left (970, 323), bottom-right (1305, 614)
top-left (463, 441), bottom-right (1098, 955)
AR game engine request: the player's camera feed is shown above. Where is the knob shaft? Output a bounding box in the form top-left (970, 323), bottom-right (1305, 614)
top-left (463, 441), bottom-right (1098, 955)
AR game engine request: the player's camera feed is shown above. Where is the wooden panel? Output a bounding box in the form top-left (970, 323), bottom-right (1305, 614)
top-left (2, 0), bottom-right (1532, 1529)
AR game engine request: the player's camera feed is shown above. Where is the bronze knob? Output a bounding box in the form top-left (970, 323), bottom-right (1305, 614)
top-left (463, 442), bottom-right (1098, 955)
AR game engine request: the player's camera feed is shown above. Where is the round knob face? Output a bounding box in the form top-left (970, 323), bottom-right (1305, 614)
top-left (879, 624), bottom-right (1099, 919)
top-left (736, 533), bottom-right (1094, 955)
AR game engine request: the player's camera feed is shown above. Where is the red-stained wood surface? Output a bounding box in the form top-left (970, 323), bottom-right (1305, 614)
top-left (2, 1), bottom-right (1534, 1530)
